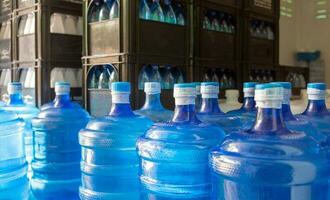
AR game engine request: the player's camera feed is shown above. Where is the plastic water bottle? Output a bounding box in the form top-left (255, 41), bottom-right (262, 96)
top-left (0, 107), bottom-right (28, 199)
top-left (79, 82), bottom-right (153, 199)
top-left (197, 82), bottom-right (242, 134)
top-left (2, 82), bottom-right (39, 179)
top-left (163, 0), bottom-right (177, 24)
top-left (140, 0), bottom-right (151, 20)
top-left (174, 2), bottom-right (185, 26)
top-left (98, 0), bottom-right (110, 21)
top-left (150, 0), bottom-right (165, 22)
top-left (137, 83), bottom-right (225, 199)
top-left (31, 82), bottom-right (90, 199)
top-left (227, 82), bottom-right (257, 129)
top-left (135, 82), bottom-right (172, 122)
top-left (109, 0), bottom-right (119, 19)
top-left (210, 83), bottom-right (329, 200)
top-left (195, 82), bottom-right (202, 112)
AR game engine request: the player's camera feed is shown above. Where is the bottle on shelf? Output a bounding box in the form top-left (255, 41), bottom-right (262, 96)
top-left (219, 12), bottom-right (228, 33)
top-left (138, 65), bottom-right (150, 90)
top-left (88, 0), bottom-right (101, 23)
top-left (227, 14), bottom-right (235, 33)
top-left (137, 83), bottom-right (225, 199)
top-left (98, 0), bottom-right (111, 21)
top-left (88, 66), bottom-right (101, 89)
top-left (163, 0), bottom-right (177, 24)
top-left (109, 0), bottom-right (119, 19)
top-left (203, 13), bottom-right (211, 30)
top-left (79, 82), bottom-right (153, 200)
top-left (198, 82), bottom-right (242, 134)
top-left (30, 82), bottom-right (90, 199)
top-left (150, 65), bottom-right (162, 83)
top-left (135, 82), bottom-right (172, 122)
top-left (150, 0), bottom-right (165, 22)
top-left (98, 65), bottom-right (112, 89)
top-left (174, 2), bottom-right (185, 26)
top-left (162, 65), bottom-right (175, 89)
top-left (210, 83), bottom-right (329, 200)
top-left (210, 11), bottom-right (220, 32)
top-left (227, 82), bottom-right (257, 129)
top-left (140, 0), bottom-right (151, 20)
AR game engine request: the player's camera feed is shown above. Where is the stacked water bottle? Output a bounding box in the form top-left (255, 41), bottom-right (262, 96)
top-left (1, 79), bottom-right (330, 199)
top-left (203, 10), bottom-right (236, 34)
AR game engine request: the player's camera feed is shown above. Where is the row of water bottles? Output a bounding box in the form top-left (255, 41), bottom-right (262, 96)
top-left (140, 0), bottom-right (186, 25)
top-left (203, 10), bottom-right (236, 34)
top-left (88, 0), bottom-right (119, 22)
top-left (87, 64), bottom-right (118, 89)
top-left (250, 19), bottom-right (274, 40)
top-left (2, 79), bottom-right (330, 199)
top-left (249, 69), bottom-right (275, 83)
top-left (203, 68), bottom-right (236, 88)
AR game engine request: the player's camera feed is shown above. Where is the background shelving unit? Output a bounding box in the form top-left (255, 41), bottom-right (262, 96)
top-left (11, 0), bottom-right (83, 106)
top-left (83, 0), bottom-right (193, 116)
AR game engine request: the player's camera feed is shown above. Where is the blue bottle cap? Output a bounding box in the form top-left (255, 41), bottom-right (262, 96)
top-left (111, 82), bottom-right (131, 93)
top-left (144, 82), bottom-right (161, 94)
top-left (8, 82), bottom-right (23, 94)
top-left (271, 82), bottom-right (292, 89)
top-left (243, 82), bottom-right (257, 88)
top-left (307, 83), bottom-right (326, 90)
top-left (55, 81), bottom-right (70, 95)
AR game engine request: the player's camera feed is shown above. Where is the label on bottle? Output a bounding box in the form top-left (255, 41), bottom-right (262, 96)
top-left (174, 87), bottom-right (196, 98)
top-left (112, 93), bottom-right (130, 104)
top-left (307, 88), bottom-right (326, 100)
top-left (55, 85), bottom-right (70, 95)
top-left (283, 88), bottom-right (291, 104)
top-left (256, 100), bottom-right (282, 109)
top-left (175, 97), bottom-right (195, 105)
top-left (243, 88), bottom-right (255, 97)
top-left (8, 84), bottom-right (22, 94)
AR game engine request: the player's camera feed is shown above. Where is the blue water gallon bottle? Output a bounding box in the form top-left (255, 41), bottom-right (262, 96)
top-left (0, 109), bottom-right (28, 199)
top-left (227, 82), bottom-right (257, 129)
top-left (31, 82), bottom-right (90, 199)
top-left (137, 83), bottom-right (225, 199)
top-left (2, 82), bottom-right (39, 178)
top-left (79, 82), bottom-right (153, 200)
top-left (210, 83), bottom-right (329, 200)
top-left (197, 82), bottom-right (242, 134)
top-left (135, 82), bottom-right (172, 122)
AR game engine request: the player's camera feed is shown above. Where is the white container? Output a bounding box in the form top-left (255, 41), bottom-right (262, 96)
top-left (220, 89), bottom-right (242, 113)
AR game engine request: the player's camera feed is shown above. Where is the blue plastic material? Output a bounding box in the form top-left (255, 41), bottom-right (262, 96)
top-left (228, 82), bottom-right (257, 129)
top-left (135, 82), bottom-right (173, 122)
top-left (2, 82), bottom-right (39, 178)
top-left (79, 82), bottom-right (153, 200)
top-left (31, 82), bottom-right (90, 199)
top-left (137, 83), bottom-right (225, 199)
top-left (0, 108), bottom-right (28, 200)
top-left (197, 82), bottom-right (242, 134)
top-left (210, 83), bottom-right (329, 200)
top-left (195, 82), bottom-right (202, 112)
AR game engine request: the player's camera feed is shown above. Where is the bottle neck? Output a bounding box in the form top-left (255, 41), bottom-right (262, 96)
top-left (252, 106), bottom-right (286, 132)
top-left (282, 103), bottom-right (296, 120)
top-left (304, 99), bottom-right (329, 116)
top-left (142, 93), bottom-right (164, 110)
top-left (110, 93), bottom-right (134, 117)
top-left (7, 93), bottom-right (24, 105)
top-left (53, 93), bottom-right (72, 107)
top-left (172, 96), bottom-right (199, 123)
top-left (242, 97), bottom-right (256, 111)
top-left (200, 98), bottom-right (223, 114)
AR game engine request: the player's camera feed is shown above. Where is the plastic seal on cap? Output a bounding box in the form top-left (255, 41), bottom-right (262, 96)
top-left (307, 83), bottom-right (326, 100)
top-left (111, 82), bottom-right (131, 104)
top-left (243, 82), bottom-right (257, 97)
top-left (8, 82), bottom-right (23, 94)
top-left (144, 82), bottom-right (161, 94)
top-left (201, 82), bottom-right (219, 99)
top-left (55, 82), bottom-right (70, 95)
top-left (173, 83), bottom-right (196, 105)
top-left (255, 83), bottom-right (283, 109)
top-left (195, 82), bottom-right (201, 95)
top-left (270, 82), bottom-right (292, 104)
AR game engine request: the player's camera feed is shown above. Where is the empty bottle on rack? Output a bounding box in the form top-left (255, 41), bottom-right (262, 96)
top-left (198, 82), bottom-right (242, 134)
top-left (150, 0), bottom-right (165, 22)
top-left (137, 83), bottom-right (225, 199)
top-left (0, 105), bottom-right (28, 199)
top-left (174, 2), bottom-right (185, 26)
top-left (228, 82), bottom-right (257, 129)
top-left (140, 0), bottom-right (151, 20)
top-left (163, 0), bottom-right (176, 24)
top-left (98, 0), bottom-right (110, 21)
top-left (79, 82), bottom-right (153, 200)
top-left (31, 82), bottom-right (90, 199)
top-left (2, 82), bottom-right (39, 179)
top-left (109, 0), bottom-right (119, 19)
top-left (135, 82), bottom-right (172, 122)
top-left (300, 83), bottom-right (330, 140)
top-left (210, 83), bottom-right (329, 200)
top-left (195, 82), bottom-right (202, 112)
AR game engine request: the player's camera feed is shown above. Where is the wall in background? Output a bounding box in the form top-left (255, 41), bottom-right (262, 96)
top-left (280, 0), bottom-right (329, 84)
